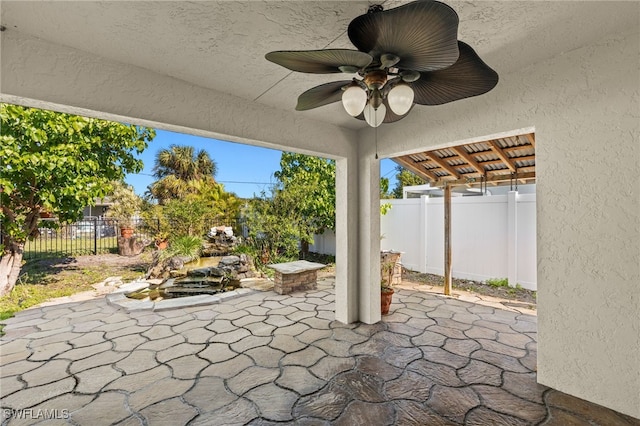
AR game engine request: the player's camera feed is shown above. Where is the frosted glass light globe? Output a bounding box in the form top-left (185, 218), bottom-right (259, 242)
top-left (364, 103), bottom-right (386, 128)
top-left (341, 86), bottom-right (367, 117)
top-left (388, 84), bottom-right (414, 115)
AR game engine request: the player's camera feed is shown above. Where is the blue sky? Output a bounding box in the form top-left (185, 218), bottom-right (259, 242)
top-left (125, 129), bottom-right (398, 199)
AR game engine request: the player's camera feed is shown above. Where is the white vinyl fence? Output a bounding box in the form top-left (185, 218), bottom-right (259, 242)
top-left (312, 191), bottom-right (537, 290)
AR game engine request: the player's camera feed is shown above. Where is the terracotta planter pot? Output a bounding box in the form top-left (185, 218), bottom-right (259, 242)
top-left (120, 227), bottom-right (134, 239)
top-left (381, 288), bottom-right (394, 315)
top-left (155, 240), bottom-right (168, 250)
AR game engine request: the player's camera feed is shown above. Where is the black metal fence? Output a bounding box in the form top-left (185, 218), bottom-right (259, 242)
top-left (22, 218), bottom-right (156, 260)
top-left (20, 217), bottom-right (245, 260)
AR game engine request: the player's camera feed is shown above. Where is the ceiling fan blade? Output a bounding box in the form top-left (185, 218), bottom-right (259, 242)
top-left (296, 80), bottom-right (352, 111)
top-left (355, 98), bottom-right (414, 124)
top-left (348, 0), bottom-right (459, 72)
top-left (266, 49), bottom-right (372, 74)
top-left (411, 41), bottom-right (499, 105)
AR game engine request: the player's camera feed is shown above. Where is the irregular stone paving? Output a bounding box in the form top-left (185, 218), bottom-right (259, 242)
top-left (1, 277), bottom-right (638, 425)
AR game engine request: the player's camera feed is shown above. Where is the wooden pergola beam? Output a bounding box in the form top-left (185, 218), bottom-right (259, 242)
top-left (488, 140), bottom-right (517, 172)
top-left (432, 171), bottom-right (536, 188)
top-left (427, 154), bottom-right (461, 179)
top-left (451, 146), bottom-right (485, 175)
top-left (524, 132), bottom-right (536, 148)
top-left (395, 156), bottom-right (438, 182)
top-left (444, 184), bottom-right (452, 296)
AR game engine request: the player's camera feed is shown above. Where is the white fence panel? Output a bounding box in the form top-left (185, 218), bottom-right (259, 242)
top-left (425, 195), bottom-right (510, 282)
top-left (312, 191), bottom-right (537, 290)
top-left (380, 199), bottom-right (423, 272)
top-left (516, 194), bottom-right (537, 288)
top-left (309, 230), bottom-right (336, 256)
top-left (381, 191), bottom-right (537, 290)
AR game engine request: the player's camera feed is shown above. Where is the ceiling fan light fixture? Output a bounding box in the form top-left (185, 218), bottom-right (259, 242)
top-left (364, 103), bottom-right (386, 128)
top-left (388, 83), bottom-right (415, 115)
top-left (342, 85), bottom-right (367, 116)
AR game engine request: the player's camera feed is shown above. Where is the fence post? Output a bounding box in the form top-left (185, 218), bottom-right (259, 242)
top-left (507, 191), bottom-right (518, 287)
top-left (93, 217), bottom-right (98, 255)
top-left (419, 195), bottom-right (428, 273)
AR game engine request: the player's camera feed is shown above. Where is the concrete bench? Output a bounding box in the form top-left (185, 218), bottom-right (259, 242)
top-left (267, 260), bottom-right (325, 295)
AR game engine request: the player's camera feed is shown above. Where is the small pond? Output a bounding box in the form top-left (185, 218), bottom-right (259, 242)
top-left (127, 256), bottom-right (242, 301)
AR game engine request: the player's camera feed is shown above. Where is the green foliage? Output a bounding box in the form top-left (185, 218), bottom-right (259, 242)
top-left (139, 202), bottom-right (171, 240)
top-left (391, 166), bottom-right (426, 198)
top-left (241, 152), bottom-right (336, 263)
top-left (274, 152), bottom-right (336, 233)
top-left (0, 104), bottom-right (154, 245)
top-left (232, 243), bottom-right (259, 257)
top-left (380, 177), bottom-right (390, 197)
top-left (165, 235), bottom-right (203, 260)
top-left (245, 152), bottom-right (395, 263)
top-left (164, 196), bottom-right (212, 237)
top-left (144, 144), bottom-right (241, 238)
top-left (0, 258), bottom-right (147, 322)
top-left (243, 192), bottom-right (306, 263)
top-left (106, 181), bottom-right (142, 227)
top-left (149, 144), bottom-right (218, 204)
top-left (0, 104), bottom-right (154, 295)
top-left (486, 277), bottom-right (509, 287)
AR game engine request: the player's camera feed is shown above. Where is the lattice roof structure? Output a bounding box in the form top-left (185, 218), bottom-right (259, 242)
top-left (393, 132), bottom-right (535, 188)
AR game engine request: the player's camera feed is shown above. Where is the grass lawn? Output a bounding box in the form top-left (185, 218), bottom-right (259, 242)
top-left (23, 236), bottom-right (119, 260)
top-left (0, 254), bottom-right (150, 324)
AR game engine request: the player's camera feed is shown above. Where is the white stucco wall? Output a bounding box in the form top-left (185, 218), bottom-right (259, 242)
top-left (2, 12), bottom-right (638, 418)
top-left (0, 31), bottom-right (357, 160)
top-left (373, 28), bottom-right (639, 418)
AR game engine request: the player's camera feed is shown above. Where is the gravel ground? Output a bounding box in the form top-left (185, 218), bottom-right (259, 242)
top-left (402, 268), bottom-right (537, 307)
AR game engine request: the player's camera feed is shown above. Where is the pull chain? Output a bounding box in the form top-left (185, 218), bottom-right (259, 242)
top-left (375, 126), bottom-right (379, 159)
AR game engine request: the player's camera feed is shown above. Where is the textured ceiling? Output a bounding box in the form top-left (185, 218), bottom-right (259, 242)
top-left (1, 1), bottom-right (637, 130)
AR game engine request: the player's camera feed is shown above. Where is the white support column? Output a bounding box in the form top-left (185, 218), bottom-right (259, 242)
top-left (419, 195), bottom-right (428, 273)
top-left (334, 157), bottom-right (360, 324)
top-left (357, 139), bottom-right (381, 324)
top-left (507, 191), bottom-right (518, 287)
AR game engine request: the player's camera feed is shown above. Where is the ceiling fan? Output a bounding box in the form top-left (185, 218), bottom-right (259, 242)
top-left (266, 0), bottom-right (498, 127)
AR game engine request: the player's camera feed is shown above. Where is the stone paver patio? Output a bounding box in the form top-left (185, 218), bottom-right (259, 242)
top-left (1, 277), bottom-right (638, 425)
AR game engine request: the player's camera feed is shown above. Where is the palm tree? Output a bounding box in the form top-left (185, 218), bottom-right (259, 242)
top-left (153, 145), bottom-right (217, 180)
top-left (149, 145), bottom-right (218, 203)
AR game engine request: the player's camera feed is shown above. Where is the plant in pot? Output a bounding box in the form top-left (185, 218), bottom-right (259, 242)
top-left (154, 231), bottom-right (170, 250)
top-left (106, 181), bottom-right (141, 238)
top-left (380, 259), bottom-right (395, 315)
top-left (141, 202), bottom-right (172, 250)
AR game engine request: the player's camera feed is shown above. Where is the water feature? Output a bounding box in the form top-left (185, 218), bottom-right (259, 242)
top-left (127, 256), bottom-right (244, 301)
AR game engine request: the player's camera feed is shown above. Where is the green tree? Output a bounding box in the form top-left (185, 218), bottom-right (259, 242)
top-left (248, 152), bottom-right (394, 261)
top-left (149, 145), bottom-right (218, 204)
top-left (273, 153), bottom-right (336, 257)
top-left (0, 104), bottom-right (154, 296)
top-left (274, 152), bottom-right (336, 232)
top-left (144, 144), bottom-right (241, 238)
top-left (391, 166), bottom-right (426, 198)
top-left (244, 190), bottom-right (305, 263)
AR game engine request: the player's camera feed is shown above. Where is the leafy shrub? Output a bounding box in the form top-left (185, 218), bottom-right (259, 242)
top-left (164, 235), bottom-right (202, 261)
top-left (486, 277), bottom-right (509, 287)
